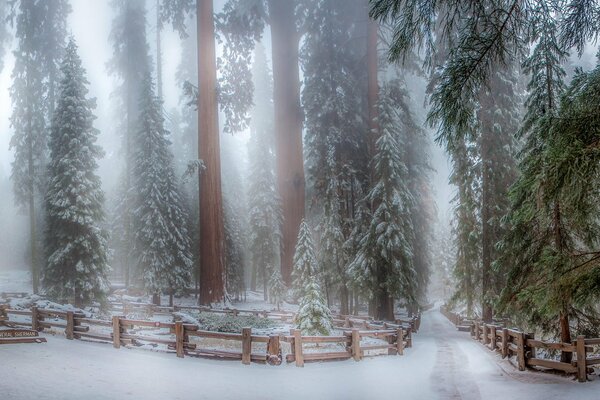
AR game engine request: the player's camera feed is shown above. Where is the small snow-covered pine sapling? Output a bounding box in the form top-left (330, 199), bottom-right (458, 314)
top-left (291, 219), bottom-right (318, 300)
top-left (268, 266), bottom-right (287, 311)
top-left (296, 276), bottom-right (333, 336)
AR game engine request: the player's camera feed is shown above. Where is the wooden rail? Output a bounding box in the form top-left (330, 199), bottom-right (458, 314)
top-left (441, 305), bottom-right (597, 382)
top-left (0, 304), bottom-right (417, 367)
top-left (282, 327), bottom-right (409, 367)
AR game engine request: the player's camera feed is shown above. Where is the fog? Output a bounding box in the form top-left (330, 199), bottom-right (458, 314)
top-left (0, 0), bottom-right (453, 275)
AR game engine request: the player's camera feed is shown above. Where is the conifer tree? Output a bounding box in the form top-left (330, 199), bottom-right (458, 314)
top-left (291, 220), bottom-right (318, 300)
top-left (389, 79), bottom-right (435, 314)
top-left (224, 199), bottom-right (245, 301)
top-left (296, 276), bottom-right (333, 335)
top-left (348, 85), bottom-right (416, 321)
top-left (247, 42), bottom-right (282, 296)
top-left (269, 268), bottom-right (287, 310)
top-left (43, 38), bottom-right (110, 307)
top-left (301, 0), bottom-right (367, 313)
top-left (10, 0), bottom-right (70, 294)
top-left (447, 140), bottom-right (481, 317)
top-left (478, 63), bottom-right (520, 321)
top-left (132, 75), bottom-right (193, 304)
top-left (498, 5), bottom-right (582, 360)
top-left (109, 0), bottom-right (152, 287)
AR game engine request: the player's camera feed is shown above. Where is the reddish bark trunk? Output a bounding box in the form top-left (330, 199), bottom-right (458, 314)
top-left (268, 0), bottom-right (305, 285)
top-left (367, 18), bottom-right (379, 160)
top-left (197, 0), bottom-right (225, 305)
top-left (559, 310), bottom-right (572, 363)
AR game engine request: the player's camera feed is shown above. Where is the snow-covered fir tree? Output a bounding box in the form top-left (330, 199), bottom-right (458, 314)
top-left (296, 276), bottom-right (333, 336)
top-left (348, 84), bottom-right (416, 321)
top-left (318, 157), bottom-right (348, 308)
top-left (224, 199), bottom-right (245, 301)
top-left (43, 38), bottom-right (110, 307)
top-left (301, 0), bottom-right (367, 314)
top-left (247, 42), bottom-right (281, 296)
top-left (109, 0), bottom-right (152, 287)
top-left (132, 74), bottom-right (193, 304)
top-left (10, 0), bottom-right (71, 294)
top-left (291, 219), bottom-right (318, 300)
top-left (268, 268), bottom-right (286, 311)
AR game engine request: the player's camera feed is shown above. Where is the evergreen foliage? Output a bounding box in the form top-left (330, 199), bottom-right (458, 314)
top-left (499, 10), bottom-right (600, 342)
top-left (348, 85), bottom-right (416, 312)
top-left (246, 43), bottom-right (282, 296)
top-left (296, 276), bottom-right (333, 335)
top-left (131, 75), bottom-right (193, 299)
top-left (268, 268), bottom-right (286, 310)
top-left (224, 199), bottom-right (246, 301)
top-left (301, 0), bottom-right (368, 312)
top-left (109, 0), bottom-right (152, 286)
top-left (291, 220), bottom-right (318, 300)
top-left (43, 38), bottom-right (110, 306)
top-left (9, 0), bottom-right (71, 293)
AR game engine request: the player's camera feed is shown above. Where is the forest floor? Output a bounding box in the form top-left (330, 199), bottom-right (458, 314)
top-left (2, 306), bottom-right (599, 400)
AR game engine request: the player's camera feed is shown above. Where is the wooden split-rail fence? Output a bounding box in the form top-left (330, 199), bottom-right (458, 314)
top-left (0, 303), bottom-right (419, 367)
top-left (106, 300), bottom-right (422, 333)
top-left (440, 306), bottom-right (600, 382)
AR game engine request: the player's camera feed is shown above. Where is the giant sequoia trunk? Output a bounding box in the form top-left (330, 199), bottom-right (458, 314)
top-left (268, 0), bottom-right (305, 285)
top-left (197, 0), bottom-right (225, 305)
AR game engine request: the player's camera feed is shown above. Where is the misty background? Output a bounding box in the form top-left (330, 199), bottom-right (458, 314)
top-left (0, 0), bottom-right (454, 273)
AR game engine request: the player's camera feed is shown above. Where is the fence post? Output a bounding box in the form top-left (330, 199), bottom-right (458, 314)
top-left (112, 316), bottom-right (121, 349)
top-left (576, 335), bottom-right (587, 383)
top-left (516, 332), bottom-right (526, 371)
top-left (489, 325), bottom-right (497, 351)
top-left (0, 305), bottom-right (7, 326)
top-left (397, 328), bottom-right (404, 356)
top-left (482, 324), bottom-right (489, 345)
top-left (242, 327), bottom-right (252, 365)
top-left (501, 328), bottom-right (508, 358)
top-left (474, 321), bottom-right (479, 340)
top-left (175, 321), bottom-right (184, 358)
top-left (292, 329), bottom-right (304, 367)
top-left (351, 328), bottom-right (361, 361)
top-left (31, 307), bottom-right (39, 331)
top-left (267, 334), bottom-right (282, 365)
top-left (65, 311), bottom-right (74, 340)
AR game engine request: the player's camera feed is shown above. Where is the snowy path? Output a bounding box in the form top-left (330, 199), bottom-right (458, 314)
top-left (2, 308), bottom-right (597, 400)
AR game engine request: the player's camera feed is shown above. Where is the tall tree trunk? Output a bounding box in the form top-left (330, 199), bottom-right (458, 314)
top-left (250, 263), bottom-right (257, 291)
top-left (27, 69), bottom-right (38, 294)
top-left (197, 0), bottom-right (225, 305)
top-left (554, 202), bottom-right (572, 363)
top-left (339, 284), bottom-right (349, 315)
top-left (367, 18), bottom-right (379, 161)
top-left (375, 290), bottom-right (394, 321)
top-left (481, 142), bottom-right (493, 323)
top-left (156, 0), bottom-right (163, 100)
top-left (263, 267), bottom-right (267, 302)
top-left (268, 0), bottom-right (305, 285)
top-left (559, 309), bottom-right (572, 363)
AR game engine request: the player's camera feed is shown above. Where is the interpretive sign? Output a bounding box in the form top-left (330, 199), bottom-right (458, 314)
top-left (0, 329), bottom-right (39, 338)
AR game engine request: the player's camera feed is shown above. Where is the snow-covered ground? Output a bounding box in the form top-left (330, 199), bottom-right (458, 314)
top-left (2, 307), bottom-right (598, 400)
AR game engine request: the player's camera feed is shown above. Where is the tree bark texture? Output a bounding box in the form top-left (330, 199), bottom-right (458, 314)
top-left (268, 0), bottom-right (305, 285)
top-left (197, 0), bottom-right (225, 305)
